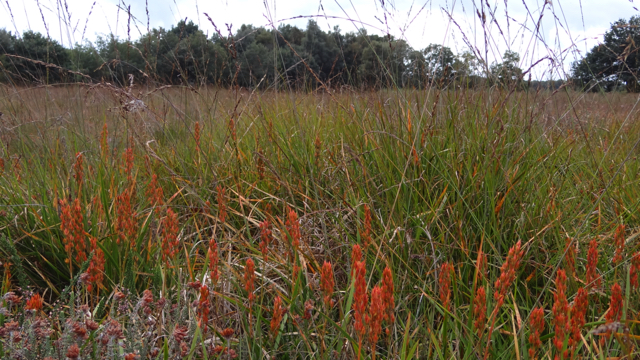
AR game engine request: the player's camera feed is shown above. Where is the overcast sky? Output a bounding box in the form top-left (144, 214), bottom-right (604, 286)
top-left (1, 0), bottom-right (637, 78)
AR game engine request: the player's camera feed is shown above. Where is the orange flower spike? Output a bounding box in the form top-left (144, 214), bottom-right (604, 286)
top-left (352, 260), bottom-right (367, 345)
top-left (161, 208), bottom-right (180, 264)
top-left (100, 123), bottom-right (109, 158)
top-left (438, 263), bottom-right (453, 311)
top-left (59, 199), bottom-right (72, 254)
top-left (552, 269), bottom-right (569, 358)
top-left (259, 220), bottom-right (272, 262)
top-left (72, 152), bottom-right (84, 188)
top-left (568, 287), bottom-right (588, 355)
top-left (473, 286), bottom-right (486, 333)
top-left (199, 285), bottom-right (210, 330)
top-left (483, 240), bottom-right (525, 360)
top-left (320, 261), bottom-right (335, 309)
top-left (631, 252), bottom-right (640, 288)
top-left (494, 240), bottom-right (524, 307)
top-left (528, 307), bottom-right (545, 360)
top-left (123, 148), bottom-right (134, 183)
top-left (208, 237), bottom-right (219, 286)
top-left (585, 239), bottom-right (600, 289)
top-left (25, 293), bottom-right (44, 311)
top-left (605, 283), bottom-right (623, 324)
top-left (613, 224), bottom-right (625, 265)
top-left (145, 174), bottom-right (164, 211)
top-left (381, 266), bottom-right (395, 324)
top-left (59, 198), bottom-right (86, 264)
top-left (368, 285), bottom-right (385, 349)
top-left (477, 249), bottom-right (487, 280)
top-left (270, 296), bottom-right (285, 337)
top-left (564, 237), bottom-right (575, 275)
top-left (115, 189), bottom-right (138, 246)
top-left (351, 244), bottom-right (362, 276)
top-left (244, 258), bottom-right (256, 304)
top-left (286, 207), bottom-right (301, 248)
top-left (86, 237), bottom-right (105, 292)
top-left (194, 121), bottom-right (201, 153)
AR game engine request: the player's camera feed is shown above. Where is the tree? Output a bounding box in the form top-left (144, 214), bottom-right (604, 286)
top-left (302, 20), bottom-right (343, 86)
top-left (422, 44), bottom-right (455, 84)
top-left (490, 50), bottom-right (523, 88)
top-left (358, 37), bottom-right (409, 89)
top-left (452, 50), bottom-right (483, 88)
top-left (10, 30), bottom-right (70, 83)
top-left (0, 29), bottom-right (14, 54)
top-left (571, 16), bottom-right (640, 92)
top-left (403, 50), bottom-right (426, 88)
top-left (0, 29), bottom-right (16, 82)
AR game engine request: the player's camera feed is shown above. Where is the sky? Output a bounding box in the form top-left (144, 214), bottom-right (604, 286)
top-left (1, 0), bottom-right (637, 78)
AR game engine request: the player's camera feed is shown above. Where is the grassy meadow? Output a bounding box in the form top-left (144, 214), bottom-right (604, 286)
top-left (0, 83), bottom-right (639, 358)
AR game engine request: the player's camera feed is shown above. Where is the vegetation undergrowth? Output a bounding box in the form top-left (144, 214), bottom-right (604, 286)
top-left (0, 83), bottom-right (639, 358)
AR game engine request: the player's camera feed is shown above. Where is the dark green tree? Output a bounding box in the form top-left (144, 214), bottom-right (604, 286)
top-left (302, 20), bottom-right (343, 86)
top-left (9, 30), bottom-right (70, 83)
top-left (0, 29), bottom-right (16, 82)
top-left (571, 16), bottom-right (640, 92)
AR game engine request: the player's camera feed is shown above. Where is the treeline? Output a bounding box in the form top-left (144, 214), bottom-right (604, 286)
top-left (0, 19), bottom-right (563, 90)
